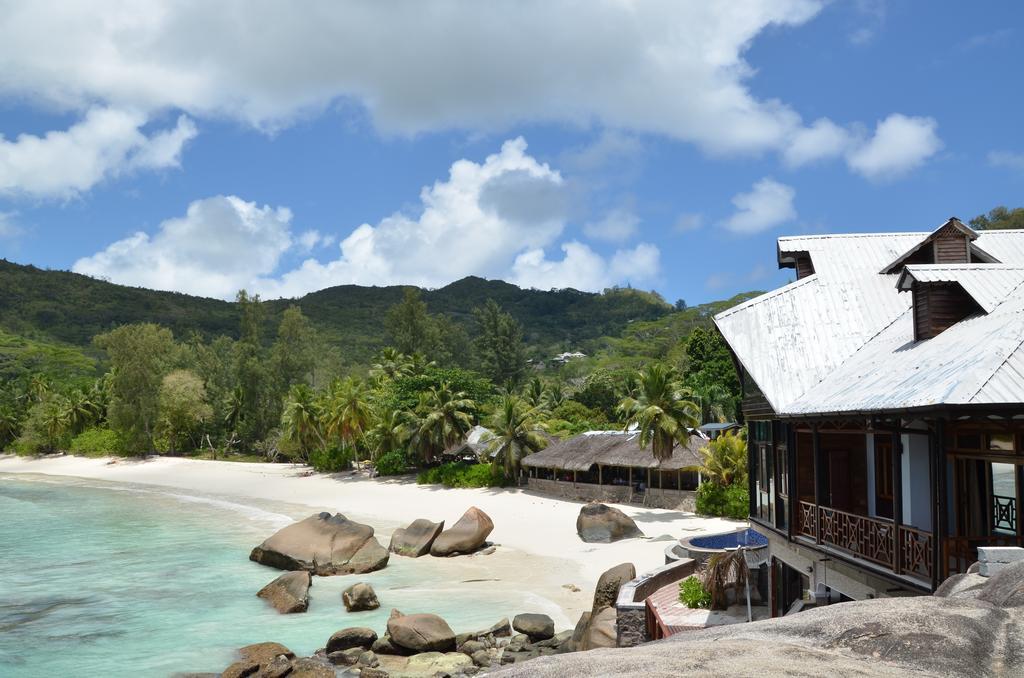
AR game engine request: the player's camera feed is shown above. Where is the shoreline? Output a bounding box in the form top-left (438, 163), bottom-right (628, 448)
top-left (0, 454), bottom-right (740, 623)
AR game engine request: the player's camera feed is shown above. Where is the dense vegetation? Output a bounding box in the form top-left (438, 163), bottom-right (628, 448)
top-left (0, 261), bottom-right (754, 500)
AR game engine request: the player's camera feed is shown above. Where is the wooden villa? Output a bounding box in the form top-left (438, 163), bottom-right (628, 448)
top-left (522, 429), bottom-right (707, 510)
top-left (714, 218), bottom-right (1024, 615)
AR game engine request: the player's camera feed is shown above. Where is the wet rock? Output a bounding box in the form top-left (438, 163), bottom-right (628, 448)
top-left (371, 633), bottom-right (404, 656)
top-left (575, 503), bottom-right (643, 543)
top-left (471, 649), bottom-right (491, 667)
top-left (377, 651), bottom-right (474, 677)
top-left (249, 512), bottom-right (389, 576)
top-left (326, 647), bottom-right (363, 666)
top-left (359, 650), bottom-right (379, 667)
top-left (257, 570), bottom-right (311, 614)
top-left (343, 581), bottom-right (380, 612)
top-left (326, 627), bottom-right (378, 653)
top-left (387, 613), bottom-right (457, 653)
top-left (262, 655), bottom-right (293, 678)
top-left (459, 639), bottom-right (486, 656)
top-left (389, 518), bottom-right (444, 558)
top-left (512, 613), bottom-right (555, 641)
top-left (289, 657), bottom-right (335, 678)
top-left (430, 507), bottom-right (494, 557)
top-left (223, 642), bottom-right (295, 678)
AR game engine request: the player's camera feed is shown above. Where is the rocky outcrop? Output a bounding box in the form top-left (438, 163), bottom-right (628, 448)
top-left (570, 561), bottom-right (635, 651)
top-left (389, 518), bottom-right (444, 557)
top-left (430, 507), bottom-right (494, 556)
top-left (491, 561), bottom-right (1024, 677)
top-left (342, 581), bottom-right (380, 612)
top-left (249, 512), bottom-right (389, 576)
top-left (512, 613), bottom-right (555, 641)
top-left (376, 651), bottom-right (474, 676)
top-left (325, 627), bottom-right (378, 653)
top-left (387, 612), bottom-right (457, 653)
top-left (256, 570), bottom-right (311, 614)
top-left (575, 503), bottom-right (643, 543)
top-left (221, 642), bottom-right (295, 678)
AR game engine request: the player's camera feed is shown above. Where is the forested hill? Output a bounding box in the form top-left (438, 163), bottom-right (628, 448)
top-left (0, 260), bottom-right (675, 361)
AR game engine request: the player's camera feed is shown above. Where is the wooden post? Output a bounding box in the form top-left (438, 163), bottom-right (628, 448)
top-left (933, 418), bottom-right (948, 587)
top-left (892, 429), bottom-right (904, 576)
top-left (813, 423), bottom-right (823, 544)
top-left (788, 423), bottom-right (797, 537)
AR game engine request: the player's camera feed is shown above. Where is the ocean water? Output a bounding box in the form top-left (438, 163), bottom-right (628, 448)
top-left (0, 474), bottom-right (559, 677)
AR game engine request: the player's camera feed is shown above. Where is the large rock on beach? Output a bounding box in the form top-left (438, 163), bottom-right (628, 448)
top-left (221, 642), bottom-right (295, 678)
top-left (575, 503), bottom-right (643, 543)
top-left (249, 512), bottom-right (390, 576)
top-left (490, 561), bottom-right (1024, 677)
top-left (342, 581), bottom-right (380, 612)
top-left (377, 651), bottom-right (474, 677)
top-left (256, 570), bottom-right (311, 614)
top-left (387, 612), bottom-right (457, 653)
top-left (572, 561), bottom-right (635, 651)
top-left (430, 506), bottom-right (494, 556)
top-left (389, 518), bottom-right (445, 557)
top-left (326, 627), bottom-right (378, 653)
top-left (512, 613), bottom-right (555, 641)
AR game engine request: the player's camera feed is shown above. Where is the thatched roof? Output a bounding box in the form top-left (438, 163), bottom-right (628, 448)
top-left (522, 429), bottom-right (707, 472)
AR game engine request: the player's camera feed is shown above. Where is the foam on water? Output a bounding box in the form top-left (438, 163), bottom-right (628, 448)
top-left (0, 474), bottom-right (563, 677)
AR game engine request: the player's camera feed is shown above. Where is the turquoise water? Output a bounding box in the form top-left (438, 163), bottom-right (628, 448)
top-left (0, 474), bottom-right (553, 677)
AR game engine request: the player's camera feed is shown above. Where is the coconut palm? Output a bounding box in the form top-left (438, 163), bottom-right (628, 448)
top-left (522, 377), bottom-right (546, 409)
top-left (406, 352), bottom-right (437, 377)
top-left (484, 395), bottom-right (548, 480)
top-left (412, 383), bottom-right (475, 462)
top-left (223, 386), bottom-right (244, 433)
top-left (0, 405), bottom-right (20, 448)
top-left (542, 384), bottom-right (566, 409)
top-left (689, 380), bottom-right (734, 424)
top-left (617, 363), bottom-right (700, 463)
top-left (63, 388), bottom-right (101, 435)
top-left (704, 549), bottom-right (749, 610)
top-left (323, 377), bottom-right (373, 457)
top-left (281, 383), bottom-right (327, 458)
top-left (368, 406), bottom-right (415, 460)
top-left (370, 347), bottom-right (412, 381)
top-left (699, 429), bottom-right (748, 488)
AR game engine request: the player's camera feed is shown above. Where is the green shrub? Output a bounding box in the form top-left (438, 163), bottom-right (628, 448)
top-left (695, 481), bottom-right (749, 519)
top-left (375, 450), bottom-right (410, 476)
top-left (679, 575), bottom-right (711, 609)
top-left (70, 427), bottom-right (124, 457)
top-left (416, 462), bottom-right (508, 488)
top-left (308, 446), bottom-right (354, 473)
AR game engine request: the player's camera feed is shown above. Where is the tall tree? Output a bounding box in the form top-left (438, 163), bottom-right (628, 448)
top-left (411, 383), bottom-right (475, 462)
top-left (234, 291), bottom-right (274, 447)
top-left (473, 299), bottom-right (526, 387)
top-left (323, 377), bottom-right (373, 457)
top-left (156, 369), bottom-right (212, 454)
top-left (281, 383), bottom-right (326, 459)
top-left (271, 305), bottom-right (318, 390)
top-left (385, 288), bottom-right (439, 356)
top-left (617, 363), bottom-right (700, 463)
top-left (485, 395), bottom-right (548, 479)
top-left (970, 206), bottom-right (1024, 230)
top-left (95, 323), bottom-right (177, 452)
top-left (682, 327), bottom-right (740, 420)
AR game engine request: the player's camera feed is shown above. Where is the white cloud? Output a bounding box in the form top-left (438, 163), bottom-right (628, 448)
top-left (0, 211), bottom-right (19, 238)
top-left (296, 229), bottom-right (336, 252)
top-left (0, 1), bottom-right (830, 157)
top-left (583, 209), bottom-right (640, 242)
top-left (846, 114), bottom-right (942, 181)
top-left (723, 177), bottom-right (796, 234)
top-left (783, 118), bottom-right (852, 167)
top-left (74, 137), bottom-right (657, 297)
top-left (0, 108), bottom-right (196, 198)
top-left (988, 150), bottom-right (1024, 171)
top-left (673, 213), bottom-right (704, 233)
top-left (561, 131), bottom-right (643, 173)
top-left (72, 195), bottom-right (293, 299)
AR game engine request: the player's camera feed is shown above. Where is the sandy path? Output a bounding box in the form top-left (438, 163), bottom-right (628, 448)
top-left (0, 454), bottom-right (741, 623)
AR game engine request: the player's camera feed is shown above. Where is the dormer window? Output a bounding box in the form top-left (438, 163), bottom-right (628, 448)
top-left (779, 250), bottom-right (815, 279)
top-left (880, 217), bottom-right (1000, 274)
top-left (907, 281), bottom-right (982, 340)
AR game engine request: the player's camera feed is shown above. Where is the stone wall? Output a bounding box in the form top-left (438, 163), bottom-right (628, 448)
top-left (526, 478), bottom-right (696, 512)
top-left (615, 558), bottom-right (699, 647)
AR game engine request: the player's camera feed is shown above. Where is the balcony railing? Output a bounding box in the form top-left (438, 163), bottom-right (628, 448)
top-left (797, 500), bottom-right (933, 581)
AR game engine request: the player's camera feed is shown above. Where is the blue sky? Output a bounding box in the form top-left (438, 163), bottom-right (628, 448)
top-left (0, 1), bottom-right (1021, 306)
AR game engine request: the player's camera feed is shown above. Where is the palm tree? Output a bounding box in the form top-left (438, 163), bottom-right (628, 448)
top-left (406, 352), bottom-right (437, 377)
top-left (0, 405), bottom-right (20, 448)
top-left (323, 377), bottom-right (373, 458)
top-left (522, 377), bottom-right (546, 409)
top-left (704, 549), bottom-right (749, 610)
top-left (281, 383), bottom-right (327, 459)
top-left (224, 386), bottom-right (244, 433)
top-left (699, 429), bottom-right (748, 488)
top-left (63, 388), bottom-right (101, 435)
top-left (412, 382), bottom-right (475, 462)
top-left (617, 363), bottom-right (700, 463)
top-left (368, 406), bottom-right (415, 460)
top-left (370, 347), bottom-right (412, 381)
top-left (484, 395), bottom-right (548, 480)
top-left (41, 396), bottom-right (70, 451)
top-left (689, 380), bottom-right (733, 424)
top-left (542, 384), bottom-right (566, 409)
top-left (27, 375), bottom-right (50, 403)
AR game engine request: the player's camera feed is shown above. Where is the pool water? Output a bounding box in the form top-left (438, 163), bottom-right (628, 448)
top-left (689, 528), bottom-right (768, 550)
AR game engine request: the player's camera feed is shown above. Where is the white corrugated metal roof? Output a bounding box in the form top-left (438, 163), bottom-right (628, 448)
top-left (716, 225), bottom-right (1024, 415)
top-left (897, 264), bottom-right (1024, 313)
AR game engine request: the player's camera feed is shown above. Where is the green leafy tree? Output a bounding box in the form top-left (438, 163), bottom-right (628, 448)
top-left (617, 363), bottom-right (700, 463)
top-left (574, 369), bottom-right (619, 418)
top-left (385, 288), bottom-right (440, 356)
top-left (323, 377), bottom-right (373, 458)
top-left (95, 323), bottom-right (177, 453)
top-left (699, 429), bottom-right (748, 488)
top-left (522, 377), bottom-right (546, 408)
top-left (367, 406), bottom-right (415, 461)
top-left (682, 327), bottom-right (740, 421)
top-left (234, 291), bottom-right (275, 448)
top-left (410, 383), bottom-right (475, 462)
top-left (970, 206), bottom-right (1024, 230)
top-left (271, 306), bottom-right (318, 391)
top-left (484, 395), bottom-right (548, 479)
top-left (156, 369), bottom-right (213, 454)
top-left (473, 299), bottom-right (526, 387)
top-left (281, 383), bottom-right (326, 459)
top-left (370, 347), bottom-right (413, 382)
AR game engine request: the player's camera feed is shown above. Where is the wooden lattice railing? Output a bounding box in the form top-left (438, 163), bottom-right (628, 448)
top-left (797, 501), bottom-right (933, 581)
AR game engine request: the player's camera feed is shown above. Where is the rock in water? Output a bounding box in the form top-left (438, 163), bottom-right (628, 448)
top-left (342, 582), bottom-right (380, 612)
top-left (389, 518), bottom-right (445, 557)
top-left (257, 570), bottom-right (312, 614)
top-left (326, 627), bottom-right (378, 653)
top-left (387, 612), bottom-right (457, 653)
top-left (576, 503), bottom-right (643, 543)
top-left (430, 507), bottom-right (494, 556)
top-left (249, 512), bottom-right (390, 575)
top-left (221, 642), bottom-right (295, 678)
top-left (513, 613), bottom-right (556, 641)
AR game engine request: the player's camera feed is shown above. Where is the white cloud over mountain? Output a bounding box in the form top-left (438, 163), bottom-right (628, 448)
top-left (723, 177), bottom-right (796, 234)
top-left (0, 108), bottom-right (195, 198)
top-left (72, 138), bottom-right (661, 298)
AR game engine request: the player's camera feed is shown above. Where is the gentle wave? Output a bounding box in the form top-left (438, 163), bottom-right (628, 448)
top-left (162, 492), bottom-right (295, 529)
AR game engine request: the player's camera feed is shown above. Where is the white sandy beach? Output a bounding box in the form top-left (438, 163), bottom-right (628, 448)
top-left (0, 454), bottom-right (740, 625)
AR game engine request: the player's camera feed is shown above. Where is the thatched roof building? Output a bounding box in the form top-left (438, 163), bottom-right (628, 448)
top-left (522, 429), bottom-right (707, 472)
